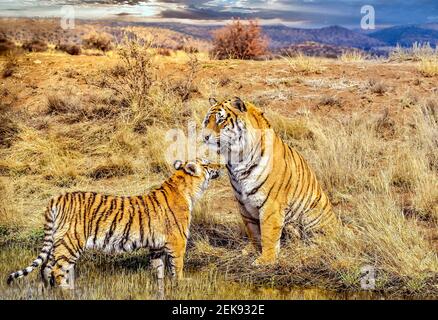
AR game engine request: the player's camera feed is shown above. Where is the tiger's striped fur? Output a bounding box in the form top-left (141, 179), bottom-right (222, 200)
top-left (7, 159), bottom-right (221, 288)
top-left (202, 97), bottom-right (339, 265)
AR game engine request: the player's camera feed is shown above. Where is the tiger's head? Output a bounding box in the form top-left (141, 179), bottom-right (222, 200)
top-left (173, 158), bottom-right (222, 203)
top-left (173, 158), bottom-right (221, 184)
top-left (202, 97), bottom-right (270, 157)
top-left (202, 97), bottom-right (249, 154)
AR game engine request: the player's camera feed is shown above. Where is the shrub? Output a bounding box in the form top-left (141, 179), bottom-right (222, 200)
top-left (46, 94), bottom-right (77, 115)
top-left (318, 95), bottom-right (342, 108)
top-left (101, 39), bottom-right (157, 115)
top-left (22, 39), bottom-right (48, 52)
top-left (0, 37), bottom-right (16, 55)
top-left (0, 114), bottom-right (19, 148)
top-left (82, 32), bottom-right (113, 52)
top-left (368, 79), bottom-right (388, 95)
top-left (156, 47), bottom-right (172, 56)
top-left (210, 19), bottom-right (269, 60)
top-left (170, 54), bottom-right (200, 101)
top-left (56, 43), bottom-right (81, 55)
top-left (2, 52), bottom-right (19, 78)
top-left (182, 45), bottom-right (199, 54)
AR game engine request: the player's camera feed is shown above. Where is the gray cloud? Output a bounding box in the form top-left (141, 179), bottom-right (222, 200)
top-left (1, 0), bottom-right (437, 27)
top-left (156, 0), bottom-right (438, 27)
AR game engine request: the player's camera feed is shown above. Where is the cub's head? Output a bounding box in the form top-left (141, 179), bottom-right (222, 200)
top-left (173, 158), bottom-right (221, 183)
top-left (202, 97), bottom-right (248, 153)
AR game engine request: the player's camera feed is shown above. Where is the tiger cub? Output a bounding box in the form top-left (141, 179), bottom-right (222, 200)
top-left (7, 159), bottom-right (221, 289)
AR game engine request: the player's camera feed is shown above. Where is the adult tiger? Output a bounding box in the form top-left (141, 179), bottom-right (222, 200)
top-left (7, 159), bottom-right (221, 289)
top-left (202, 97), bottom-right (339, 265)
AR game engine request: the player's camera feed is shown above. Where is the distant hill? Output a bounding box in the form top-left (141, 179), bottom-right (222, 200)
top-left (369, 25), bottom-right (438, 47)
top-left (420, 23), bottom-right (438, 31)
top-left (277, 41), bottom-right (366, 58)
top-left (4, 17), bottom-right (438, 54)
top-left (142, 23), bottom-right (385, 50)
top-left (262, 25), bottom-right (385, 49)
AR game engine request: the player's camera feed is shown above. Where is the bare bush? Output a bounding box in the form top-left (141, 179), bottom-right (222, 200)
top-left (56, 43), bottom-right (81, 55)
top-left (318, 95), bottom-right (342, 108)
top-left (368, 79), bottom-right (388, 95)
top-left (0, 36), bottom-right (16, 55)
top-left (82, 32), bottom-right (113, 52)
top-left (2, 52), bottom-right (19, 78)
top-left (0, 114), bottom-right (19, 148)
top-left (101, 39), bottom-right (157, 116)
top-left (170, 54), bottom-right (200, 101)
top-left (22, 39), bottom-right (48, 52)
top-left (210, 19), bottom-right (269, 60)
top-left (156, 47), bottom-right (172, 56)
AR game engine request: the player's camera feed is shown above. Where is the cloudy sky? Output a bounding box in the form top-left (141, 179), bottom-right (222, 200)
top-left (1, 0), bottom-right (437, 28)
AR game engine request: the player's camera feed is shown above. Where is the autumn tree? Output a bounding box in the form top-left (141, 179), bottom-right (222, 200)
top-left (211, 19), bottom-right (269, 60)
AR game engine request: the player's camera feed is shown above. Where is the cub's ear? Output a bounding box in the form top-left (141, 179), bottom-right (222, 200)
top-left (231, 97), bottom-right (246, 112)
top-left (209, 97), bottom-right (218, 106)
top-left (173, 160), bottom-right (183, 170)
top-left (184, 162), bottom-right (199, 176)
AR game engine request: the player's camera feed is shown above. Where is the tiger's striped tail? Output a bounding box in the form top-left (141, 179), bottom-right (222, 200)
top-left (7, 204), bottom-right (56, 285)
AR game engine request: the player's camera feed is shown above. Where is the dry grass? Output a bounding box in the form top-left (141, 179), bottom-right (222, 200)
top-left (418, 56), bottom-right (438, 77)
top-left (1, 41), bottom-right (438, 298)
top-left (187, 106), bottom-right (438, 295)
top-left (390, 43), bottom-right (437, 62)
top-left (283, 53), bottom-right (325, 75)
top-left (340, 50), bottom-right (369, 62)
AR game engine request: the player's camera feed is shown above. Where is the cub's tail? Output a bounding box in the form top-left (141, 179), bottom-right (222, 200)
top-left (7, 204), bottom-right (56, 285)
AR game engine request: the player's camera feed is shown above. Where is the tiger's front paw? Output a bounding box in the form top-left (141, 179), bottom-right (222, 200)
top-left (252, 255), bottom-right (276, 267)
top-left (241, 244), bottom-right (254, 256)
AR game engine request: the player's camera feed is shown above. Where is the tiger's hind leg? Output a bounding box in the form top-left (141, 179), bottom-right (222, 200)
top-left (51, 260), bottom-right (77, 290)
top-left (150, 250), bottom-right (166, 300)
top-left (150, 250), bottom-right (166, 280)
top-left (165, 238), bottom-right (187, 280)
top-left (40, 250), bottom-right (54, 288)
top-left (51, 238), bottom-right (81, 289)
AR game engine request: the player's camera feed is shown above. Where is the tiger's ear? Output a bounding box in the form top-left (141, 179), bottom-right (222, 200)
top-left (184, 162), bottom-right (199, 176)
top-left (209, 97), bottom-right (218, 106)
top-left (173, 160), bottom-right (183, 170)
top-left (231, 97), bottom-right (246, 112)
